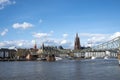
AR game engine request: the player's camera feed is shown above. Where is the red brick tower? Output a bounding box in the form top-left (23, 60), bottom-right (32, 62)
top-left (74, 33), bottom-right (81, 50)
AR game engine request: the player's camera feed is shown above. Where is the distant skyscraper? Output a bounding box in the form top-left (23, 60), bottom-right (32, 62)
top-left (34, 40), bottom-right (37, 49)
top-left (74, 33), bottom-right (81, 50)
top-left (42, 43), bottom-right (44, 50)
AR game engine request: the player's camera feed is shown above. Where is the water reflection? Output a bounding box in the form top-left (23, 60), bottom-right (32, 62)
top-left (0, 59), bottom-right (120, 80)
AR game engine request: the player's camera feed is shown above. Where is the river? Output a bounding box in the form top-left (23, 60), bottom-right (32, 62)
top-left (0, 59), bottom-right (120, 80)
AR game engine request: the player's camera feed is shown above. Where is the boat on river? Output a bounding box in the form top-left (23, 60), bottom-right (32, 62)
top-left (91, 56), bottom-right (96, 59)
top-left (55, 57), bottom-right (62, 61)
top-left (104, 56), bottom-right (108, 59)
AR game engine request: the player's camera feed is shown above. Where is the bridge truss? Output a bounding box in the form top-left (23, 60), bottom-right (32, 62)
top-left (92, 36), bottom-right (120, 51)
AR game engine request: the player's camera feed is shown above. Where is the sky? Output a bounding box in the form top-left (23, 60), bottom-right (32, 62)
top-left (0, 0), bottom-right (120, 49)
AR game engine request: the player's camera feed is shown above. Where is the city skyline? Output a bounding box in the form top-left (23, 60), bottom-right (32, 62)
top-left (0, 0), bottom-right (120, 49)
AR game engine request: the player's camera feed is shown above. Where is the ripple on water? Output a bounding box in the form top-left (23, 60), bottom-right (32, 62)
top-left (0, 59), bottom-right (120, 80)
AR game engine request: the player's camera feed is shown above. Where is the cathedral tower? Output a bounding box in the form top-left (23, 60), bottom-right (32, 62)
top-left (74, 33), bottom-right (81, 50)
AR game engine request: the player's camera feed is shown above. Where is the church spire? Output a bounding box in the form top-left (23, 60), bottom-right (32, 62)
top-left (74, 33), bottom-right (81, 50)
top-left (76, 33), bottom-right (78, 37)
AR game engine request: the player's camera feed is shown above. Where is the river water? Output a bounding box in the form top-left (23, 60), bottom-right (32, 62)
top-left (0, 59), bottom-right (120, 80)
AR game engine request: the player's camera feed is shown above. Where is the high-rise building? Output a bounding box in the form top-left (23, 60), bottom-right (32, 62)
top-left (34, 41), bottom-right (37, 49)
top-left (74, 33), bottom-right (81, 50)
top-left (41, 43), bottom-right (44, 50)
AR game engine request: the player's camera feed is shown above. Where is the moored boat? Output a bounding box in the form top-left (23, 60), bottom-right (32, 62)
top-left (104, 56), bottom-right (108, 59)
top-left (55, 57), bottom-right (62, 61)
top-left (91, 56), bottom-right (96, 59)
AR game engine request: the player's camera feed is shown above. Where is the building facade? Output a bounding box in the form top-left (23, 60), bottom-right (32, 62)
top-left (0, 48), bottom-right (16, 60)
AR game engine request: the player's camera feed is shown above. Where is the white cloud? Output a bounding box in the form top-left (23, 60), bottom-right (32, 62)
top-left (63, 34), bottom-right (68, 38)
top-left (1, 32), bottom-right (120, 49)
top-left (110, 32), bottom-right (120, 39)
top-left (81, 32), bottom-right (120, 47)
top-left (31, 40), bottom-right (35, 44)
top-left (32, 32), bottom-right (72, 48)
top-left (32, 31), bottom-right (72, 48)
top-left (0, 39), bottom-right (60, 48)
top-left (0, 40), bottom-right (35, 48)
top-left (0, 0), bottom-right (15, 10)
top-left (18, 42), bottom-right (23, 47)
top-left (32, 31), bottom-right (54, 39)
top-left (79, 33), bottom-right (109, 37)
top-left (0, 29), bottom-right (8, 36)
top-left (60, 40), bottom-right (67, 45)
top-left (0, 42), bottom-right (5, 47)
top-left (0, 33), bottom-right (70, 49)
top-left (12, 22), bottom-right (33, 29)
top-left (40, 38), bottom-right (72, 48)
top-left (78, 33), bottom-right (110, 47)
top-left (33, 32), bottom-right (51, 38)
top-left (60, 39), bottom-right (72, 48)
top-left (87, 36), bottom-right (107, 43)
top-left (42, 39), bottom-right (58, 46)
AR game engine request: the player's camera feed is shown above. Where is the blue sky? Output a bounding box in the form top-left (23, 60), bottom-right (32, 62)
top-left (0, 0), bottom-right (120, 49)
